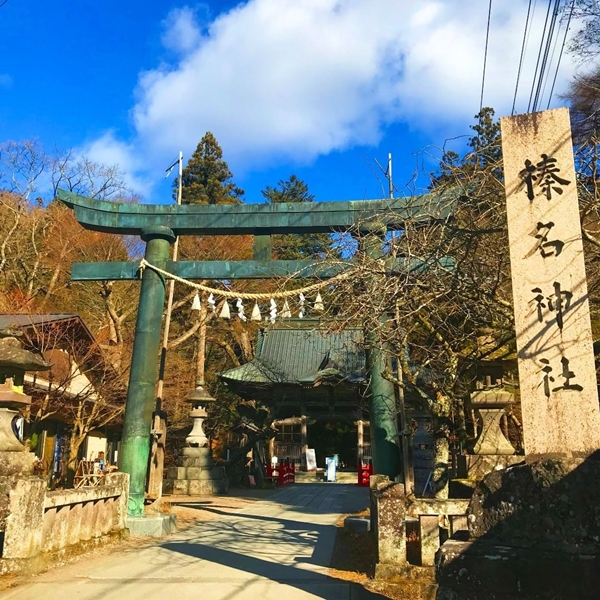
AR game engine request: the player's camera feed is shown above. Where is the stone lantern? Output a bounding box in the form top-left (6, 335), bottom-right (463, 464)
top-left (469, 385), bottom-right (515, 455)
top-left (0, 326), bottom-right (50, 473)
top-left (162, 381), bottom-right (228, 496)
top-left (184, 383), bottom-right (216, 448)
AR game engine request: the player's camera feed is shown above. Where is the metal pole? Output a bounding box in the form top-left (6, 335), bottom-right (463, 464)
top-left (156, 151), bottom-right (183, 401)
top-left (388, 153), bottom-right (393, 199)
top-left (147, 152), bottom-right (183, 501)
top-left (119, 225), bottom-right (176, 516)
top-left (361, 229), bottom-right (401, 479)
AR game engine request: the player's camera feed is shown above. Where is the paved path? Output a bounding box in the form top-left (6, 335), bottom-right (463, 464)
top-left (0, 484), bottom-right (386, 600)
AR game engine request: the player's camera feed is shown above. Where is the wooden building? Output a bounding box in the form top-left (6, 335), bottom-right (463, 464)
top-left (0, 314), bottom-right (124, 484)
top-left (220, 320), bottom-right (372, 470)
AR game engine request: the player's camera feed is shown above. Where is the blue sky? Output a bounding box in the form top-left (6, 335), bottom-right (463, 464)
top-left (0, 0), bottom-right (583, 204)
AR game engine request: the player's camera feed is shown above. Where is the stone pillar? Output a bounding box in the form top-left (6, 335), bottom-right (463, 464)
top-left (2, 477), bottom-right (46, 559)
top-left (419, 515), bottom-right (439, 566)
top-left (119, 226), bottom-right (176, 516)
top-left (146, 403), bottom-right (167, 500)
top-left (105, 472), bottom-right (130, 530)
top-left (501, 108), bottom-right (600, 455)
top-left (371, 479), bottom-right (407, 576)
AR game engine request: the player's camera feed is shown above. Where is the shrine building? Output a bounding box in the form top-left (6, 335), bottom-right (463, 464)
top-left (219, 319), bottom-right (371, 470)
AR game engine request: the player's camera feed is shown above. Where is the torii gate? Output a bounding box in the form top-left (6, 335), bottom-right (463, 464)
top-left (58, 189), bottom-right (455, 515)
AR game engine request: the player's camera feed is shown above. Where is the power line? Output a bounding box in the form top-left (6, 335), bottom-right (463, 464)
top-left (532, 0), bottom-right (561, 112)
top-left (512, 0), bottom-right (536, 115)
top-left (547, 0), bottom-right (576, 109)
top-left (480, 0), bottom-right (494, 111)
top-left (528, 0), bottom-right (554, 112)
top-left (540, 9), bottom-right (563, 106)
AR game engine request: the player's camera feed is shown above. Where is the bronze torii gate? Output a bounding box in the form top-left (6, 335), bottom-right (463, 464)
top-left (58, 189), bottom-right (455, 515)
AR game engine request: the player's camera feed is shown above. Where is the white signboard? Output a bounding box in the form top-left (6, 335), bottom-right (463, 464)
top-left (305, 448), bottom-right (317, 471)
top-left (326, 457), bottom-right (336, 482)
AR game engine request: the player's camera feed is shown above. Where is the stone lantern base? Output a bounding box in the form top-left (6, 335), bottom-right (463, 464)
top-left (163, 447), bottom-right (228, 496)
top-left (0, 385), bottom-right (35, 475)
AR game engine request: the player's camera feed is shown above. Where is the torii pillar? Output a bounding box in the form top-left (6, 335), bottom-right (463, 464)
top-left (361, 227), bottom-right (401, 479)
top-left (119, 226), bottom-right (175, 516)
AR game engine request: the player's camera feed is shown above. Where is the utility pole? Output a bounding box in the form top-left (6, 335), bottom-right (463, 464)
top-left (147, 152), bottom-right (183, 500)
top-left (395, 302), bottom-right (413, 492)
top-left (372, 152), bottom-right (410, 483)
top-left (157, 151), bottom-right (183, 400)
top-left (387, 153), bottom-right (393, 199)
top-left (374, 153), bottom-right (394, 200)
top-left (387, 152), bottom-right (413, 488)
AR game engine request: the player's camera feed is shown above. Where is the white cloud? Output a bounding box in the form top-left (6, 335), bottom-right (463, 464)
top-left (90, 0), bottom-right (582, 195)
top-left (79, 132), bottom-right (154, 197)
top-left (161, 6), bottom-right (204, 54)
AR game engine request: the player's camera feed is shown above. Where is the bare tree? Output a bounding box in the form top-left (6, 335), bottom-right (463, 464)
top-left (0, 139), bottom-right (47, 200)
top-left (316, 111), bottom-right (517, 497)
top-left (50, 150), bottom-right (138, 202)
top-left (564, 0), bottom-right (600, 61)
top-left (19, 317), bottom-right (126, 485)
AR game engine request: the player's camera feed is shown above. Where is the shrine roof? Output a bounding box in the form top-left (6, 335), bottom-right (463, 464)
top-left (220, 321), bottom-right (365, 389)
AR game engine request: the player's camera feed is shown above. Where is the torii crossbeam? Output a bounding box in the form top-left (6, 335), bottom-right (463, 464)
top-left (58, 188), bottom-right (456, 516)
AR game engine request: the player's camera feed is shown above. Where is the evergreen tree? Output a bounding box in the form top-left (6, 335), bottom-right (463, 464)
top-left (176, 132), bottom-right (244, 205)
top-left (468, 107), bottom-right (502, 172)
top-left (431, 107), bottom-right (502, 190)
top-left (261, 175), bottom-right (334, 259)
top-left (262, 174), bottom-right (313, 205)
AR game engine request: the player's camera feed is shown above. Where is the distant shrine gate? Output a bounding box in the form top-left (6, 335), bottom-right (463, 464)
top-left (58, 189), bottom-right (454, 515)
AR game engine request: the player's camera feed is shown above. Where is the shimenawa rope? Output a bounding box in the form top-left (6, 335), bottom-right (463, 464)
top-left (138, 258), bottom-right (351, 301)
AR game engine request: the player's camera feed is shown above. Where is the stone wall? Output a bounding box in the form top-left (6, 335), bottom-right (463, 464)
top-left (370, 478), bottom-right (469, 600)
top-left (436, 456), bottom-right (600, 599)
top-left (0, 472), bottom-right (129, 574)
top-left (371, 478), bottom-right (469, 574)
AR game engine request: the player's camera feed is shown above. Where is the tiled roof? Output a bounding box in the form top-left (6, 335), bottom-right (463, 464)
top-left (220, 322), bottom-right (365, 386)
top-left (0, 314), bottom-right (80, 329)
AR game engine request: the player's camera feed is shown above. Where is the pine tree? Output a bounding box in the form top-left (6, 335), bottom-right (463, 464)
top-left (261, 175), bottom-right (334, 259)
top-left (176, 132), bottom-right (244, 205)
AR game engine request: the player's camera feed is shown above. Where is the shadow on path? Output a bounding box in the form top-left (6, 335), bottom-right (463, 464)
top-left (170, 484), bottom-right (368, 517)
top-left (161, 538), bottom-right (388, 600)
